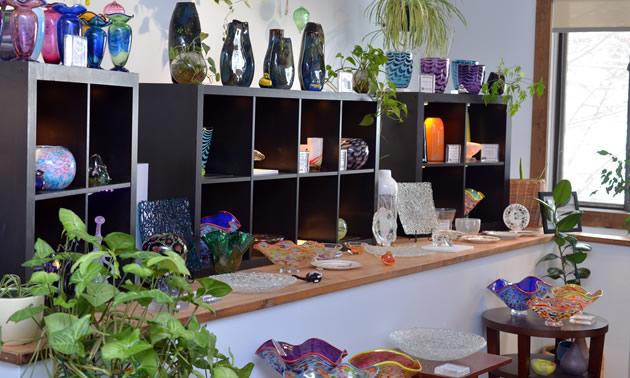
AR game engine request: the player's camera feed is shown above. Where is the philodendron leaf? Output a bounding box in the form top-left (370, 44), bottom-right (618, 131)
top-left (29, 271), bottom-right (60, 285)
top-left (118, 251), bottom-right (162, 260)
top-left (552, 179), bottom-right (572, 207)
top-left (122, 263), bottom-right (153, 278)
top-left (80, 282), bottom-right (119, 307)
top-left (112, 289), bottom-right (175, 307)
top-left (197, 277), bottom-right (232, 297)
top-left (58, 208), bottom-right (86, 234)
top-left (213, 366), bottom-right (239, 378)
top-left (101, 328), bottom-right (153, 360)
top-left (135, 348), bottom-right (159, 377)
top-left (103, 232), bottom-right (137, 254)
top-left (359, 114), bottom-right (375, 126)
top-left (71, 251), bottom-right (108, 273)
top-left (8, 304), bottom-right (46, 323)
top-left (47, 314), bottom-right (91, 355)
top-left (146, 251), bottom-right (190, 276)
top-left (45, 313), bottom-right (77, 334)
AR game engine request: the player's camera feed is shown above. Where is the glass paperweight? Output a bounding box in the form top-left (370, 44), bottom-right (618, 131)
top-left (210, 272), bottom-right (297, 293)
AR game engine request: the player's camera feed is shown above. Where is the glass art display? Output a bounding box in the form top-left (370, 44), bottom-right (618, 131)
top-left (35, 145), bottom-right (76, 190)
top-left (254, 240), bottom-right (324, 274)
top-left (201, 127), bottom-right (213, 175)
top-left (292, 6), bottom-right (309, 33)
top-left (168, 2), bottom-right (203, 84)
top-left (6, 0), bottom-right (46, 61)
top-left (200, 230), bottom-right (254, 274)
top-left (381, 251), bottom-right (395, 265)
top-left (349, 349), bottom-right (422, 378)
top-left (199, 210), bottom-right (241, 259)
top-left (550, 284), bottom-right (603, 309)
top-left (261, 29), bottom-right (283, 88)
top-left (531, 358), bottom-right (556, 376)
top-left (283, 363), bottom-right (379, 378)
top-left (211, 272), bottom-right (296, 293)
top-left (338, 218), bottom-right (348, 239)
top-left (457, 63), bottom-right (485, 94)
top-left (41, 3), bottom-right (61, 63)
top-left (466, 141), bottom-right (482, 161)
top-left (0, 7), bottom-right (17, 61)
top-left (141, 232), bottom-right (188, 261)
top-left (378, 169), bottom-right (398, 243)
top-left (396, 182), bottom-right (438, 236)
top-left (52, 2), bottom-right (86, 64)
top-left (88, 153), bottom-right (111, 185)
top-left (527, 296), bottom-right (584, 327)
top-left (424, 117), bottom-right (445, 162)
top-left (372, 208), bottom-right (396, 247)
top-left (220, 19), bottom-right (254, 87)
top-left (256, 338), bottom-right (347, 375)
top-left (420, 58), bottom-right (450, 93)
top-left (464, 188), bottom-right (485, 216)
top-left (299, 22), bottom-right (324, 91)
top-left (341, 138), bottom-right (369, 170)
top-left (80, 11), bottom-right (111, 69)
top-left (388, 328), bottom-right (487, 361)
top-left (106, 12), bottom-right (133, 72)
top-left (319, 243), bottom-right (342, 260)
top-left (385, 51), bottom-right (412, 88)
top-left (487, 276), bottom-right (553, 316)
top-left (451, 60), bottom-right (478, 91)
top-left (35, 169), bottom-right (45, 190)
top-left (269, 34), bottom-right (294, 89)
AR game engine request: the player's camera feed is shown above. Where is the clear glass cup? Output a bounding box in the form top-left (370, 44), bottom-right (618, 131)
top-left (436, 208), bottom-right (457, 230)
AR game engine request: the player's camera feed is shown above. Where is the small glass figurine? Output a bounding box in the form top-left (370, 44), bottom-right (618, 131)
top-left (35, 169), bottom-right (46, 190)
top-left (89, 154), bottom-right (111, 186)
top-left (381, 251), bottom-right (396, 266)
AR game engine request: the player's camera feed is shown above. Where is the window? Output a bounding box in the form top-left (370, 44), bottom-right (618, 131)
top-left (554, 31), bottom-right (630, 210)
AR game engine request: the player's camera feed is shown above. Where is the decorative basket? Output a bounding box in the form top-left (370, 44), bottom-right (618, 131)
top-left (509, 179), bottom-right (545, 227)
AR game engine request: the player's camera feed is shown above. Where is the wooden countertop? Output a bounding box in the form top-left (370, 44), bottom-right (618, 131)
top-left (1, 234), bottom-right (553, 366)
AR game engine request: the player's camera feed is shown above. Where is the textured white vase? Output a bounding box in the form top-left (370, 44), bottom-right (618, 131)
top-left (378, 169), bottom-right (399, 243)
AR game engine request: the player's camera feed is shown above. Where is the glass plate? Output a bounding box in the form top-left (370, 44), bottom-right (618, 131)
top-left (503, 204), bottom-right (530, 231)
top-left (311, 260), bottom-right (362, 270)
top-left (372, 208), bottom-right (396, 246)
top-left (210, 272), bottom-right (297, 294)
top-left (389, 328), bottom-right (487, 361)
top-left (460, 235), bottom-right (500, 244)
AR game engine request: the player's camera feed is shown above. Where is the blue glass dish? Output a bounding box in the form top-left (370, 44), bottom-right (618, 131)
top-left (487, 276), bottom-right (553, 316)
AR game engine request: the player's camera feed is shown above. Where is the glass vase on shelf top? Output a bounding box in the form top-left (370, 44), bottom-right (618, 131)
top-left (42, 3), bottom-right (61, 63)
top-left (6, 0), bottom-right (47, 61)
top-left (52, 2), bottom-right (86, 64)
top-left (80, 11), bottom-right (112, 69)
top-left (106, 12), bottom-right (133, 72)
top-left (378, 169), bottom-right (398, 244)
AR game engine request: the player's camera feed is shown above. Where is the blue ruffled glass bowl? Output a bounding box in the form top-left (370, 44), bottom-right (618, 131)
top-left (487, 276), bottom-right (553, 316)
top-left (199, 211), bottom-right (241, 259)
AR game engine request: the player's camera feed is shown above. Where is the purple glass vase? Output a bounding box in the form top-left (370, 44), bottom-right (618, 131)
top-left (420, 57), bottom-right (450, 93)
top-left (457, 63), bottom-right (486, 94)
top-left (41, 3), bottom-right (61, 63)
top-left (6, 0), bottom-right (47, 61)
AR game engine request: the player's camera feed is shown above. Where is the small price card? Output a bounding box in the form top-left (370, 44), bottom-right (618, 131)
top-left (446, 144), bottom-right (461, 163)
top-left (481, 144), bottom-right (499, 162)
top-left (419, 74), bottom-right (435, 93)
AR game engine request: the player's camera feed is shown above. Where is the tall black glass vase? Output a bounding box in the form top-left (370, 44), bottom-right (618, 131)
top-left (270, 36), bottom-right (294, 89)
top-left (299, 22), bottom-right (325, 91)
top-left (259, 28), bottom-right (283, 88)
top-left (220, 19), bottom-right (254, 87)
top-left (168, 2), bottom-right (203, 84)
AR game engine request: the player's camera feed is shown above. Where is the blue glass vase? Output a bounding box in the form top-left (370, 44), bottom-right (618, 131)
top-left (259, 28), bottom-right (283, 88)
top-left (81, 12), bottom-right (111, 69)
top-left (168, 2), bottom-right (202, 84)
top-left (270, 36), bottom-right (294, 89)
top-left (52, 3), bottom-right (86, 64)
top-left (107, 13), bottom-right (133, 72)
top-left (298, 22), bottom-right (324, 91)
top-left (220, 19), bottom-right (254, 87)
top-left (386, 51), bottom-right (413, 88)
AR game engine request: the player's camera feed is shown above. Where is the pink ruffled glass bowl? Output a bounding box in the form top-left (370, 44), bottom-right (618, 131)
top-left (349, 349), bottom-right (422, 378)
top-left (255, 338), bottom-right (347, 375)
top-left (550, 284), bottom-right (603, 310)
top-left (254, 240), bottom-right (325, 274)
top-left (527, 297), bottom-right (584, 327)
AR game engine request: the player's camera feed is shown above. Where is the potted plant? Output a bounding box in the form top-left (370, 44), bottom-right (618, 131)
top-left (510, 158), bottom-right (546, 227)
top-left (365, 0), bottom-right (466, 88)
top-left (0, 274), bottom-right (44, 347)
top-left (14, 208), bottom-right (254, 377)
top-left (481, 59), bottom-right (546, 117)
top-left (326, 44), bottom-right (407, 126)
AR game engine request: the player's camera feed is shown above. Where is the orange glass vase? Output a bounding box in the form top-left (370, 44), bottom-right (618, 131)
top-left (424, 117), bottom-right (445, 162)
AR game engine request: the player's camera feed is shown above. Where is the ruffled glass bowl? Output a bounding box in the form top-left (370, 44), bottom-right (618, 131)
top-left (349, 349), bottom-right (422, 378)
top-left (283, 363), bottom-right (379, 378)
top-left (200, 211), bottom-right (241, 259)
top-left (256, 338), bottom-right (347, 375)
top-left (550, 284), bottom-right (603, 310)
top-left (527, 297), bottom-right (584, 327)
top-left (487, 276), bottom-right (553, 316)
top-left (254, 240), bottom-right (325, 274)
top-left (200, 230), bottom-right (254, 274)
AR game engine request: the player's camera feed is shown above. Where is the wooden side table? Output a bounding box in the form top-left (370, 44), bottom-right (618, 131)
top-left (417, 352), bottom-right (512, 378)
top-left (482, 308), bottom-right (608, 378)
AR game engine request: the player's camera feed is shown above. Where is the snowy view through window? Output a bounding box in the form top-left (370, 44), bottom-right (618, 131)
top-left (560, 32), bottom-right (630, 206)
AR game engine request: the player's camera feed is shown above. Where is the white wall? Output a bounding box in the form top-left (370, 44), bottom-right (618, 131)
top-left (62, 0), bottom-right (535, 178)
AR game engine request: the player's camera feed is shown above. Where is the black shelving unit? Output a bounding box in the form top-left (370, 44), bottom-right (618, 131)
top-left (138, 85), bottom-right (379, 276)
top-left (0, 62), bottom-right (138, 278)
top-left (380, 92), bottom-right (511, 231)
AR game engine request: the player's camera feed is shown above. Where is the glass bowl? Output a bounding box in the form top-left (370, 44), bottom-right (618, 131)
top-left (349, 349), bottom-right (422, 378)
top-left (343, 241), bottom-right (367, 255)
top-left (550, 284), bottom-right (603, 310)
top-left (388, 328), bottom-right (487, 361)
top-left (200, 211), bottom-right (242, 258)
top-left (319, 243), bottom-right (343, 259)
top-left (282, 363), bottom-right (379, 378)
top-left (200, 230), bottom-right (254, 274)
top-left (455, 217), bottom-right (481, 234)
top-left (487, 276), bottom-right (553, 316)
top-left (254, 240), bottom-right (325, 274)
top-left (255, 338), bottom-right (347, 375)
top-left (527, 297), bottom-right (584, 327)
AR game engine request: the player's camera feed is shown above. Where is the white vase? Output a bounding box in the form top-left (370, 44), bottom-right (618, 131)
top-left (378, 169), bottom-right (398, 243)
top-left (0, 296), bottom-right (44, 345)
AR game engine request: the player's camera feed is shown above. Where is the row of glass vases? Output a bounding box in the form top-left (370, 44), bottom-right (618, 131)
top-left (168, 2), bottom-right (324, 90)
top-left (0, 1), bottom-right (132, 71)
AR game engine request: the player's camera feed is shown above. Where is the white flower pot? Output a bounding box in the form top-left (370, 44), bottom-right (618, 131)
top-left (0, 296), bottom-right (44, 345)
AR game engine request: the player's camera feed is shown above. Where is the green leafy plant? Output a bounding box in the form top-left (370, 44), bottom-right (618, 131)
top-left (0, 274), bottom-right (36, 298)
top-left (169, 32), bottom-right (220, 84)
top-left (535, 180), bottom-right (592, 285)
top-left (482, 59), bottom-right (546, 117)
top-left (591, 149), bottom-right (630, 231)
top-left (13, 208), bottom-right (253, 377)
top-left (365, 0), bottom-right (466, 55)
top-left (326, 45), bottom-right (407, 126)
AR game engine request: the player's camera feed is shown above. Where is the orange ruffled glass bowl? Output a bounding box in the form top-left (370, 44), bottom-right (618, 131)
top-left (550, 284), bottom-right (603, 310)
top-left (526, 297), bottom-right (584, 327)
top-left (254, 240), bottom-right (325, 274)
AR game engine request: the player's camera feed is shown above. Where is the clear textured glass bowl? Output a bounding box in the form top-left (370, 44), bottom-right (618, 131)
top-left (527, 297), bottom-right (584, 327)
top-left (388, 328), bottom-right (487, 361)
top-left (487, 276), bottom-right (553, 316)
top-left (349, 349), bottom-right (422, 378)
top-left (256, 338), bottom-right (347, 375)
top-left (254, 240), bottom-right (325, 274)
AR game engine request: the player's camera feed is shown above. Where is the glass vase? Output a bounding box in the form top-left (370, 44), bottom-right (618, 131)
top-left (298, 22), bottom-right (324, 91)
top-left (269, 35), bottom-right (294, 89)
top-left (30, 6), bottom-right (44, 61)
top-left (6, 0), bottom-right (46, 61)
top-left (201, 231), bottom-right (254, 274)
top-left (424, 117), bottom-right (445, 162)
top-left (260, 28), bottom-right (283, 88)
top-left (168, 2), bottom-right (203, 84)
top-left (41, 3), bottom-right (61, 63)
top-left (107, 13), bottom-right (132, 72)
top-left (386, 51), bottom-right (413, 88)
top-left (420, 57), bottom-right (450, 93)
top-left (80, 12), bottom-right (111, 69)
top-left (0, 8), bottom-right (17, 61)
top-left (378, 169), bottom-right (398, 244)
top-left (220, 19), bottom-right (254, 87)
top-left (52, 3), bottom-right (86, 64)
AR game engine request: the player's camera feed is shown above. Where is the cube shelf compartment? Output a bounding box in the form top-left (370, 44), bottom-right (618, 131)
top-left (138, 85), bottom-right (379, 276)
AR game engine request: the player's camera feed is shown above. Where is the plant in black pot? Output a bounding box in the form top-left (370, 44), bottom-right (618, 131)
top-left (482, 59), bottom-right (546, 117)
top-left (326, 44), bottom-right (407, 126)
